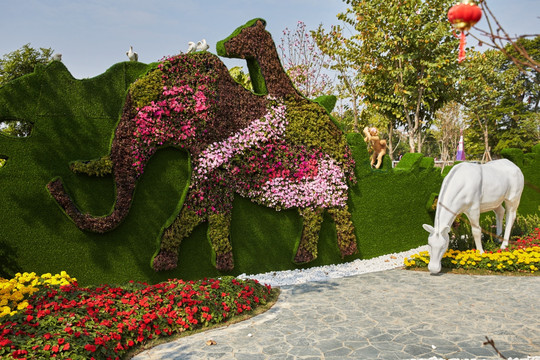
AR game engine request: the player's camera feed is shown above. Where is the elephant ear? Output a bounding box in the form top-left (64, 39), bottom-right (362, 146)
top-left (422, 224), bottom-right (435, 234)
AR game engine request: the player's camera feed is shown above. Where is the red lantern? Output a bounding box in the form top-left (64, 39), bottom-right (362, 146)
top-left (447, 0), bottom-right (482, 62)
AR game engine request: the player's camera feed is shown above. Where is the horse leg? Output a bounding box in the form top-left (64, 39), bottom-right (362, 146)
top-left (152, 203), bottom-right (204, 271)
top-left (208, 211), bottom-right (234, 271)
top-left (493, 204), bottom-right (505, 241)
top-left (328, 205), bottom-right (358, 258)
top-left (466, 209), bottom-right (483, 253)
top-left (501, 201), bottom-right (518, 249)
top-left (294, 207), bottom-right (324, 263)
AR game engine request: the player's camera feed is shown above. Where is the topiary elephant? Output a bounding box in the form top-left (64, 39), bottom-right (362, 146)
top-left (48, 18), bottom-right (358, 272)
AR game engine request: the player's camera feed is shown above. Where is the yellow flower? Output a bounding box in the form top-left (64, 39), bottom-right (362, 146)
top-left (0, 306), bottom-right (11, 317)
top-left (487, 263), bottom-right (492, 267)
top-left (10, 291), bottom-right (23, 302)
top-left (17, 301), bottom-right (29, 310)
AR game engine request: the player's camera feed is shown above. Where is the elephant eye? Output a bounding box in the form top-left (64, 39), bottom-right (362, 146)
top-left (0, 118), bottom-right (33, 138)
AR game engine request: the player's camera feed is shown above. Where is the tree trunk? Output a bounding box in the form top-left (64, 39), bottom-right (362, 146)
top-left (387, 122), bottom-right (394, 161)
top-left (341, 71), bottom-right (359, 133)
top-left (351, 96), bottom-right (359, 133)
top-left (439, 140), bottom-right (448, 163)
top-left (416, 130), bottom-right (423, 153)
top-left (408, 131), bottom-right (416, 153)
top-left (477, 115), bottom-right (491, 163)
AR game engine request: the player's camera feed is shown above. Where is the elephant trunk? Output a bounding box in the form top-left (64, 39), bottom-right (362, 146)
top-left (47, 175), bottom-right (135, 233)
top-left (47, 93), bottom-right (141, 233)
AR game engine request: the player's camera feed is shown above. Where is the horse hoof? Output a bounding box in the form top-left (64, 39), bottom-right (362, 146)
top-left (216, 251), bottom-right (234, 271)
top-left (152, 250), bottom-right (178, 271)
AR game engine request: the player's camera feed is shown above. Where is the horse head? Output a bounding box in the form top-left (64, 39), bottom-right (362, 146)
top-left (422, 224), bottom-right (450, 274)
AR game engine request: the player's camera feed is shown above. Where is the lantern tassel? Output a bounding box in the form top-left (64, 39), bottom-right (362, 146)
top-left (458, 31), bottom-right (466, 63)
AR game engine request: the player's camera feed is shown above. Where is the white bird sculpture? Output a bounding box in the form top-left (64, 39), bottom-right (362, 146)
top-left (52, 53), bottom-right (62, 62)
top-left (196, 39), bottom-right (209, 52)
top-left (126, 46), bottom-right (138, 61)
top-left (186, 41), bottom-right (196, 54)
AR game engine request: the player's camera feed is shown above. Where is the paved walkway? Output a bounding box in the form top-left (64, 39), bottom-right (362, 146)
top-left (133, 269), bottom-right (539, 360)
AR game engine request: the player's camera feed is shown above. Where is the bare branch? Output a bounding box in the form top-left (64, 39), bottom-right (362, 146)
top-left (483, 337), bottom-right (507, 359)
top-left (471, 1), bottom-right (540, 74)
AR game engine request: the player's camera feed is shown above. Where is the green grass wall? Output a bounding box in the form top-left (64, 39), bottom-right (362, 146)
top-left (0, 62), bottom-right (538, 285)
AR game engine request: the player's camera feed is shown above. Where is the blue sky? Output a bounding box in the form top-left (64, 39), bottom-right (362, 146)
top-left (1, 0), bottom-right (539, 79)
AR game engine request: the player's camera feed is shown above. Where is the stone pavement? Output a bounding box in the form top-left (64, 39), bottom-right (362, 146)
top-left (133, 269), bottom-right (539, 360)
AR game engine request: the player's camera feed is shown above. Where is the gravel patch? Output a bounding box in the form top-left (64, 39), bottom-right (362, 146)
top-left (238, 245), bottom-right (430, 287)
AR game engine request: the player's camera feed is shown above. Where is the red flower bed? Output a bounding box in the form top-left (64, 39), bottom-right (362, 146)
top-left (508, 228), bottom-right (540, 250)
top-left (485, 227), bottom-right (540, 254)
top-left (0, 277), bottom-right (272, 359)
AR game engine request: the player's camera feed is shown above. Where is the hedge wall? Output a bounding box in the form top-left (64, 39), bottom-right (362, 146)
top-left (1, 61), bottom-right (538, 286)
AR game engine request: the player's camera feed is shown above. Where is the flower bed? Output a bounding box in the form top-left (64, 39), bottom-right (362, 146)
top-left (1, 272), bottom-right (77, 318)
top-left (404, 228), bottom-right (540, 274)
top-left (0, 273), bottom-right (274, 359)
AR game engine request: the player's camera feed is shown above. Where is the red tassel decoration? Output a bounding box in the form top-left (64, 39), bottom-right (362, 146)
top-left (458, 31), bottom-right (466, 63)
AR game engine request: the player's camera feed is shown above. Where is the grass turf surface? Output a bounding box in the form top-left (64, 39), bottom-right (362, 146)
top-left (0, 61), bottom-right (538, 286)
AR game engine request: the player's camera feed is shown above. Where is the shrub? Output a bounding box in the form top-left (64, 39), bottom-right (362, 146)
top-left (129, 68), bottom-right (164, 109)
top-left (70, 156), bottom-right (112, 177)
top-left (394, 153), bottom-right (424, 172)
top-left (501, 148), bottom-right (525, 167)
top-left (447, 213), bottom-right (540, 252)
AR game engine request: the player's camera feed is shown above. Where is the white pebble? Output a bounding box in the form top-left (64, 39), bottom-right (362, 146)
top-left (238, 245), bottom-right (429, 287)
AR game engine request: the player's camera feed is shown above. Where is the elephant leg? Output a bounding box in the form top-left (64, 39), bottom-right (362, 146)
top-left (294, 207), bottom-right (324, 264)
top-left (328, 205), bottom-right (358, 258)
top-left (208, 212), bottom-right (234, 271)
top-left (152, 204), bottom-right (204, 271)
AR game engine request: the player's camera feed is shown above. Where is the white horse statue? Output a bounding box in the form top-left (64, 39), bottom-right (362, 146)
top-left (423, 159), bottom-right (524, 274)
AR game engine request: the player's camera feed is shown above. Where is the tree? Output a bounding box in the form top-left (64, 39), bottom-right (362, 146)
top-left (0, 44), bottom-right (54, 86)
top-left (460, 47), bottom-right (539, 160)
top-left (314, 0), bottom-right (461, 153)
top-left (278, 21), bottom-right (333, 98)
top-left (461, 50), bottom-right (508, 161)
top-left (314, 24), bottom-right (364, 132)
top-left (432, 101), bottom-right (464, 162)
top-left (492, 38), bottom-right (540, 154)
